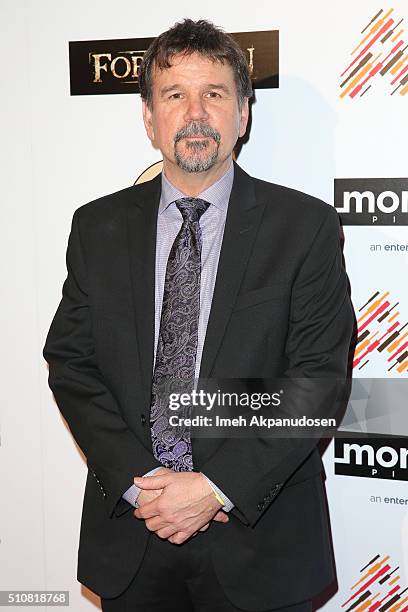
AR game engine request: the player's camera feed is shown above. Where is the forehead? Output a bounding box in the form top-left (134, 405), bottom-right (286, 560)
top-left (151, 52), bottom-right (235, 89)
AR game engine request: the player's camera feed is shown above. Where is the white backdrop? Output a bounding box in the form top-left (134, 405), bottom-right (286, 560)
top-left (1, 1), bottom-right (407, 610)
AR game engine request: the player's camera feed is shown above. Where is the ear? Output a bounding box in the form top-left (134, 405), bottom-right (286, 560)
top-left (142, 99), bottom-right (155, 143)
top-left (238, 97), bottom-right (249, 138)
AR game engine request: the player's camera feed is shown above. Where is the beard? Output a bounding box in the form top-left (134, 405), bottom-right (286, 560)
top-left (173, 121), bottom-right (221, 173)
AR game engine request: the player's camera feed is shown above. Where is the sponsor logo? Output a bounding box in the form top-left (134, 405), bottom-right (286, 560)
top-left (69, 31), bottom-right (279, 95)
top-left (335, 438), bottom-right (408, 480)
top-left (339, 8), bottom-right (408, 99)
top-left (353, 290), bottom-right (408, 374)
top-left (342, 554), bottom-right (406, 609)
top-left (334, 178), bottom-right (408, 225)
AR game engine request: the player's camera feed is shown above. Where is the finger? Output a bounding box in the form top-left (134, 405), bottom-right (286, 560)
top-left (199, 523), bottom-right (210, 532)
top-left (157, 515), bottom-right (205, 540)
top-left (154, 512), bottom-right (202, 536)
top-left (134, 499), bottom-right (162, 519)
top-left (134, 508), bottom-right (160, 520)
top-left (145, 516), bottom-right (174, 532)
top-left (213, 512), bottom-right (229, 522)
top-left (133, 475), bottom-right (169, 489)
top-left (168, 531), bottom-right (190, 545)
top-left (136, 489), bottom-right (163, 506)
top-left (156, 524), bottom-right (180, 539)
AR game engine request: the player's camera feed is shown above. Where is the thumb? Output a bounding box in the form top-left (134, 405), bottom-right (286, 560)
top-left (133, 475), bottom-right (168, 489)
top-left (213, 511), bottom-right (229, 522)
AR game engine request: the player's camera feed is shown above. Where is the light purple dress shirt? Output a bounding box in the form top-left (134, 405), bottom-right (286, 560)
top-left (122, 161), bottom-right (235, 512)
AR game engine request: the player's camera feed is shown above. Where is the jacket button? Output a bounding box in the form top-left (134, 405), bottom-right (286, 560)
top-left (140, 414), bottom-right (147, 425)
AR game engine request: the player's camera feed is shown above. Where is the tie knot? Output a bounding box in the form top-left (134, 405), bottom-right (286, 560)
top-left (175, 197), bottom-right (211, 223)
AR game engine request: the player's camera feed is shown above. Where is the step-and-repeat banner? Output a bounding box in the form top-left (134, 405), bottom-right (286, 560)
top-left (1, 1), bottom-right (407, 610)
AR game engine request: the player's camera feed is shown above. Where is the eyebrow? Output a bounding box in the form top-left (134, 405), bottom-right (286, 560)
top-left (207, 83), bottom-right (232, 95)
top-left (159, 83), bottom-right (232, 96)
top-left (159, 84), bottom-right (182, 96)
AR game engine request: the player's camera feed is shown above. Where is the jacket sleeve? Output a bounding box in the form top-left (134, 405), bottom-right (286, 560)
top-left (42, 209), bottom-right (162, 519)
top-left (198, 205), bottom-right (355, 528)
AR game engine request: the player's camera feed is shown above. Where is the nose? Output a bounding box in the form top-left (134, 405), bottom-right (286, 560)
top-left (184, 94), bottom-right (209, 123)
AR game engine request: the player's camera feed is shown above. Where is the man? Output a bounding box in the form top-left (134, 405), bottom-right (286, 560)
top-left (43, 18), bottom-right (354, 612)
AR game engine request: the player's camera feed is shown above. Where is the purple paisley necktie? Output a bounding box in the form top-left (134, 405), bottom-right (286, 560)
top-left (150, 197), bottom-right (211, 471)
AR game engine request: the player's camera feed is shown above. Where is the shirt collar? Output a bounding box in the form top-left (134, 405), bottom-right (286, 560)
top-left (159, 161), bottom-right (234, 215)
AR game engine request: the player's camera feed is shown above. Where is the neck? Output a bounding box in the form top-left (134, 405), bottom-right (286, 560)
top-left (162, 156), bottom-right (232, 196)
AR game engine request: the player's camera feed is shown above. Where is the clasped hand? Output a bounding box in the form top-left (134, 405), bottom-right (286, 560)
top-left (133, 468), bottom-right (229, 544)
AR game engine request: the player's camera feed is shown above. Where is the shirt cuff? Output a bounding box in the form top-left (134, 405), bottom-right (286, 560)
top-left (121, 467), bottom-right (163, 508)
top-left (202, 474), bottom-right (235, 512)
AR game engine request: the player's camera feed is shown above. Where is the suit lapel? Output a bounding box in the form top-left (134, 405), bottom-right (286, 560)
top-left (193, 162), bottom-right (265, 465)
top-left (199, 161), bottom-right (265, 379)
top-left (126, 174), bottom-right (161, 417)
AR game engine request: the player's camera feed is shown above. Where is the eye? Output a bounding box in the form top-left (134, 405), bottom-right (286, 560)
top-left (206, 91), bottom-right (222, 98)
top-left (169, 92), bottom-right (183, 99)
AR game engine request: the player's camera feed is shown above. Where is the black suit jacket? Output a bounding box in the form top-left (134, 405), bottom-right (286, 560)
top-left (43, 161), bottom-right (354, 610)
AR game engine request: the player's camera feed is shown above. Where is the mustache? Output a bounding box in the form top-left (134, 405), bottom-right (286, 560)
top-left (174, 122), bottom-right (221, 145)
